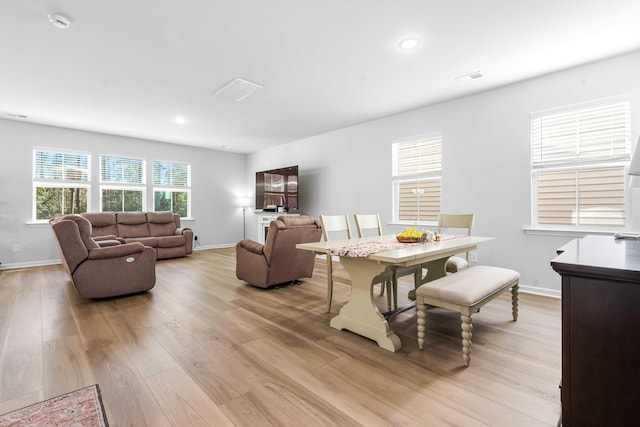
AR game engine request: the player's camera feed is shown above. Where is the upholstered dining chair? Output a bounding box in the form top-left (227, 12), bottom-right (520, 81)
top-left (319, 214), bottom-right (391, 313)
top-left (438, 213), bottom-right (475, 273)
top-left (354, 213), bottom-right (419, 310)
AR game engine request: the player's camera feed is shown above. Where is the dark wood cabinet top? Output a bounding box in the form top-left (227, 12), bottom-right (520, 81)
top-left (551, 235), bottom-right (640, 283)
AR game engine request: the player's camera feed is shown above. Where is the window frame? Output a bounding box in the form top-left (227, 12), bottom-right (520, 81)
top-left (152, 160), bottom-right (191, 218)
top-left (392, 133), bottom-right (442, 225)
top-left (530, 96), bottom-right (632, 231)
top-left (99, 154), bottom-right (146, 212)
top-left (32, 148), bottom-right (91, 222)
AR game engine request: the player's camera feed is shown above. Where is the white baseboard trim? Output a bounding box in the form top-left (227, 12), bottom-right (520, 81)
top-left (194, 244), bottom-right (235, 250)
top-left (518, 284), bottom-right (560, 299)
top-left (0, 259), bottom-right (61, 270)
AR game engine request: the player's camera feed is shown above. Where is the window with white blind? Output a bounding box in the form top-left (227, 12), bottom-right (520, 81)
top-left (153, 160), bottom-right (191, 218)
top-left (392, 135), bottom-right (442, 223)
top-left (33, 149), bottom-right (90, 220)
top-left (100, 155), bottom-right (145, 212)
top-left (531, 96), bottom-right (631, 228)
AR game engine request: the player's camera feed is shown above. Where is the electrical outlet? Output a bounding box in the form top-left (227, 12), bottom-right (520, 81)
top-left (12, 244), bottom-right (20, 252)
top-left (470, 252), bottom-right (478, 263)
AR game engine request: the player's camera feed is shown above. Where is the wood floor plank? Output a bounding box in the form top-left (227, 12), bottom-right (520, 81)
top-left (145, 367), bottom-right (236, 427)
top-left (43, 335), bottom-right (97, 399)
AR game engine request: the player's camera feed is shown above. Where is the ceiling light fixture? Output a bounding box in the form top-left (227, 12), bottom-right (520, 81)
top-left (48, 13), bottom-right (71, 29)
top-left (174, 116), bottom-right (187, 125)
top-left (399, 38), bottom-right (421, 50)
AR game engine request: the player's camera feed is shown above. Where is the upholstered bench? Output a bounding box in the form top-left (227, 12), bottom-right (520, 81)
top-left (416, 265), bottom-right (519, 367)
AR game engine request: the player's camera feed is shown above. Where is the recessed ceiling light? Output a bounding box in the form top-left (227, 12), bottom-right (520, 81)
top-left (399, 38), bottom-right (420, 50)
top-left (48, 13), bottom-right (71, 29)
top-left (174, 116), bottom-right (187, 125)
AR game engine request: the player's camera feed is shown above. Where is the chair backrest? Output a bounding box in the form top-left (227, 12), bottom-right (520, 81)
top-left (438, 213), bottom-right (474, 261)
top-left (262, 215), bottom-right (323, 283)
top-left (49, 214), bottom-right (99, 276)
top-left (319, 214), bottom-right (352, 241)
top-left (437, 213), bottom-right (474, 235)
top-left (354, 213), bottom-right (382, 238)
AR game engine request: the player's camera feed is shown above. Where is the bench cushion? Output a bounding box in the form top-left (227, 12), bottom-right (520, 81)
top-left (416, 265), bottom-right (519, 305)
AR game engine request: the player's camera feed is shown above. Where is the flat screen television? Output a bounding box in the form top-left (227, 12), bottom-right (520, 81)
top-left (255, 165), bottom-right (298, 212)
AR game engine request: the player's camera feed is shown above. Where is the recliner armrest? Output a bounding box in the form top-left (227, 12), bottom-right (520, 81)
top-left (237, 239), bottom-right (265, 255)
top-left (87, 242), bottom-right (147, 260)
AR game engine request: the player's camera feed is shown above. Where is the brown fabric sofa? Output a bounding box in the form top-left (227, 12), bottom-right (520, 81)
top-left (81, 211), bottom-right (193, 259)
top-left (50, 214), bottom-right (156, 298)
top-left (235, 215), bottom-right (323, 288)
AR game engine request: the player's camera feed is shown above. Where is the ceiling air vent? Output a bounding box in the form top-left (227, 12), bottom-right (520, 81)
top-left (214, 78), bottom-right (263, 101)
top-left (6, 112), bottom-right (28, 119)
top-left (455, 71), bottom-right (483, 82)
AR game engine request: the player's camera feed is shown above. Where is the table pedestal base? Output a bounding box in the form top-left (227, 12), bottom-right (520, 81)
top-left (330, 257), bottom-right (402, 352)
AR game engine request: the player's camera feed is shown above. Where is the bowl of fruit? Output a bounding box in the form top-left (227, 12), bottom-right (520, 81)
top-left (396, 227), bottom-right (440, 243)
top-left (396, 227), bottom-right (426, 243)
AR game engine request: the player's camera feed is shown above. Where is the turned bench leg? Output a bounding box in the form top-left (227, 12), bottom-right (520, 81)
top-left (512, 284), bottom-right (519, 321)
top-left (417, 301), bottom-right (426, 350)
top-left (461, 314), bottom-right (473, 367)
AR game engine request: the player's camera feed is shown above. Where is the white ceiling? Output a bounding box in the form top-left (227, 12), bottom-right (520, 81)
top-left (3, 1), bottom-right (640, 154)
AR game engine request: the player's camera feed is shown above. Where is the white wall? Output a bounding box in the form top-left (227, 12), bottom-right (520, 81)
top-left (246, 50), bottom-right (640, 296)
top-left (0, 120), bottom-right (246, 268)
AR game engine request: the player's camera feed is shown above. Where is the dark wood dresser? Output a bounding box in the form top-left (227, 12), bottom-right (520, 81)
top-left (551, 235), bottom-right (640, 426)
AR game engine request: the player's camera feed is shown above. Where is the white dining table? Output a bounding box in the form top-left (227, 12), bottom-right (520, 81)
top-left (297, 234), bottom-right (495, 352)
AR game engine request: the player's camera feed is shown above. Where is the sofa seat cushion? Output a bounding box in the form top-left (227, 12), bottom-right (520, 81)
top-left (124, 237), bottom-right (158, 247)
top-left (156, 235), bottom-right (186, 248)
top-left (117, 212), bottom-right (150, 238)
top-left (147, 211), bottom-right (177, 237)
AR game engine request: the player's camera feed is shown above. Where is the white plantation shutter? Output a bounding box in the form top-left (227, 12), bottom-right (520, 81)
top-left (393, 136), bottom-right (442, 176)
top-left (531, 97), bottom-right (631, 227)
top-left (153, 161), bottom-right (190, 186)
top-left (393, 135), bottom-right (442, 222)
top-left (532, 99), bottom-right (631, 167)
top-left (100, 156), bottom-right (143, 184)
top-left (35, 149), bottom-right (89, 181)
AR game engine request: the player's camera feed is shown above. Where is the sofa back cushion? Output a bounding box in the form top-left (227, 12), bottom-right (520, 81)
top-left (147, 211), bottom-right (177, 237)
top-left (82, 212), bottom-right (118, 237)
top-left (116, 212), bottom-right (150, 238)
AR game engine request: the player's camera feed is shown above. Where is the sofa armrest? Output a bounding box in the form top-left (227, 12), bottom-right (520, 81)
top-left (237, 239), bottom-right (265, 255)
top-left (175, 227), bottom-right (190, 235)
top-left (88, 242), bottom-right (147, 260)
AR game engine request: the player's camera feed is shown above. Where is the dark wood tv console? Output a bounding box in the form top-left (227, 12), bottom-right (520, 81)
top-left (551, 235), bottom-right (640, 426)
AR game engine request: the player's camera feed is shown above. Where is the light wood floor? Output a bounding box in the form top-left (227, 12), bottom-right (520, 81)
top-left (0, 248), bottom-right (561, 426)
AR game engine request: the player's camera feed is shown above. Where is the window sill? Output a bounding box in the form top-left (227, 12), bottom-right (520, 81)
top-left (523, 227), bottom-right (618, 238)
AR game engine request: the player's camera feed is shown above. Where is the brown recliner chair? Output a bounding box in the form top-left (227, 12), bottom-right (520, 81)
top-left (235, 215), bottom-right (323, 288)
top-left (49, 214), bottom-right (156, 298)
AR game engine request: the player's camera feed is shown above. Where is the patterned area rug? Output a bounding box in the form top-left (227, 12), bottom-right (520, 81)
top-left (0, 384), bottom-right (109, 426)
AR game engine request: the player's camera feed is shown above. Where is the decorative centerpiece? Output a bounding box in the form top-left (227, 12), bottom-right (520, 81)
top-left (396, 226), bottom-right (440, 243)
